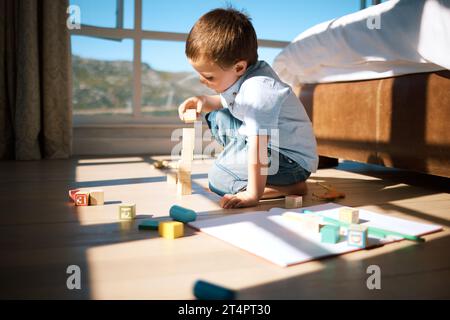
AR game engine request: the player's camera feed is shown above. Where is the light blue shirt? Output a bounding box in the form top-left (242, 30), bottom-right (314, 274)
top-left (219, 60), bottom-right (318, 173)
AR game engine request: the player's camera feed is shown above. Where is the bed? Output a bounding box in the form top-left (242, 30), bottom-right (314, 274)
top-left (273, 0), bottom-right (450, 178)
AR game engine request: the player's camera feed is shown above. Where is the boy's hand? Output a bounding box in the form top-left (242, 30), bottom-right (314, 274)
top-left (178, 96), bottom-right (204, 121)
top-left (220, 191), bottom-right (259, 209)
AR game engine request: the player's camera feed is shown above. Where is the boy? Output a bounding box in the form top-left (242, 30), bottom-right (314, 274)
top-left (178, 8), bottom-right (318, 209)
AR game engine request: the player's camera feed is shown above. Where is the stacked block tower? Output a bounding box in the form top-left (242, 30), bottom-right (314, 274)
top-left (176, 109), bottom-right (197, 196)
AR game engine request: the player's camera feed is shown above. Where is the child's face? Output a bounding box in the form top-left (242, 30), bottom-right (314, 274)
top-left (189, 57), bottom-right (247, 93)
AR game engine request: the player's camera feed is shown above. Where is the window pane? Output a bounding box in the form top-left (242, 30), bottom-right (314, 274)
top-left (124, 0), bottom-right (134, 29)
top-left (142, 0), bottom-right (359, 41)
top-left (71, 36), bottom-right (134, 115)
top-left (70, 0), bottom-right (118, 28)
top-left (141, 40), bottom-right (214, 117)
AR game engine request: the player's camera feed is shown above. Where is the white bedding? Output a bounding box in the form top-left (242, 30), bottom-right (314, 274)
top-left (273, 0), bottom-right (450, 85)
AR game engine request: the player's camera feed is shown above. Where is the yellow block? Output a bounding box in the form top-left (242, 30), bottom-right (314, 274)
top-left (339, 207), bottom-right (359, 224)
top-left (159, 221), bottom-right (184, 239)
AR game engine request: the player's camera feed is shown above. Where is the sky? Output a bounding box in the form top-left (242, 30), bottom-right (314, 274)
top-left (70, 0), bottom-right (363, 72)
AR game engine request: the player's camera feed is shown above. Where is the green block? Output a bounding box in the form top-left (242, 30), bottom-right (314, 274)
top-left (138, 219), bottom-right (160, 230)
top-left (193, 280), bottom-right (235, 300)
top-left (321, 224), bottom-right (340, 244)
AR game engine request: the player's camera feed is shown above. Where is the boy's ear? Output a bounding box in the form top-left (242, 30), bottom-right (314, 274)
top-left (234, 60), bottom-right (248, 76)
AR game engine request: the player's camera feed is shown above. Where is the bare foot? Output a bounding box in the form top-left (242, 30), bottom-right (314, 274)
top-left (261, 181), bottom-right (308, 200)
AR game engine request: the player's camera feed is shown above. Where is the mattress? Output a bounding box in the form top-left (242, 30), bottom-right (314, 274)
top-left (273, 0), bottom-right (450, 85)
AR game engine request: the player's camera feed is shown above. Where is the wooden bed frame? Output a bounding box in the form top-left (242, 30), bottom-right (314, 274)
top-left (295, 70), bottom-right (450, 178)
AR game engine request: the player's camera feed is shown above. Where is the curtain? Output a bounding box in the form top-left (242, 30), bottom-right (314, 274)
top-left (0, 0), bottom-right (72, 160)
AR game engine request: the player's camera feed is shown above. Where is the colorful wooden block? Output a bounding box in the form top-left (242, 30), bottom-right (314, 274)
top-left (119, 203), bottom-right (136, 220)
top-left (183, 109), bottom-right (198, 123)
top-left (169, 205), bottom-right (197, 223)
top-left (282, 212), bottom-right (324, 233)
top-left (193, 280), bottom-right (236, 300)
top-left (320, 224), bottom-right (340, 243)
top-left (138, 219), bottom-right (160, 230)
top-left (177, 180), bottom-right (192, 196)
top-left (285, 195), bottom-right (303, 209)
top-left (89, 189), bottom-right (104, 205)
top-left (339, 207), bottom-right (359, 224)
top-left (166, 170), bottom-right (178, 185)
top-left (69, 189), bottom-right (80, 201)
top-left (74, 191), bottom-right (89, 206)
top-left (159, 221), bottom-right (184, 239)
top-left (347, 224), bottom-right (368, 248)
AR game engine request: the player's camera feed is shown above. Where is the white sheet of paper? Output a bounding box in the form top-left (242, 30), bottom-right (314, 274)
top-left (188, 203), bottom-right (442, 267)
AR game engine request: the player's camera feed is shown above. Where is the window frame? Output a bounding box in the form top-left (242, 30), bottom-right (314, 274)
top-left (69, 0), bottom-right (289, 125)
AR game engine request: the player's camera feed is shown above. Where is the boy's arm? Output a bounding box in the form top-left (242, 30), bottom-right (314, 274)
top-left (220, 135), bottom-right (269, 209)
top-left (201, 95), bottom-right (223, 113)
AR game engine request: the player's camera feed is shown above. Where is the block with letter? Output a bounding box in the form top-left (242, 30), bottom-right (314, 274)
top-left (159, 221), bottom-right (184, 239)
top-left (339, 207), bottom-right (359, 224)
top-left (320, 224), bottom-right (340, 244)
top-left (183, 109), bottom-right (198, 123)
top-left (282, 212), bottom-right (324, 233)
top-left (347, 224), bottom-right (368, 248)
top-left (285, 195), bottom-right (303, 209)
top-left (119, 203), bottom-right (136, 220)
top-left (89, 189), bottom-right (104, 205)
top-left (74, 191), bottom-right (89, 206)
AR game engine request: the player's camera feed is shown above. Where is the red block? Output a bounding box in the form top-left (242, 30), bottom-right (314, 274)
top-left (74, 192), bottom-right (89, 206)
top-left (69, 189), bottom-right (80, 201)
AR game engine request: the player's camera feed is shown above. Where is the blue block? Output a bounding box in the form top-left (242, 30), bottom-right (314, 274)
top-left (320, 224), bottom-right (340, 243)
top-left (138, 219), bottom-right (160, 230)
top-left (169, 205), bottom-right (197, 223)
top-left (193, 280), bottom-right (235, 300)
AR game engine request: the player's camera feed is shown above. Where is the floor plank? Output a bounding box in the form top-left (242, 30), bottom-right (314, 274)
top-left (0, 156), bottom-right (449, 299)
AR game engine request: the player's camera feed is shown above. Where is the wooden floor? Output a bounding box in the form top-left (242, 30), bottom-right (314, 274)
top-left (0, 155), bottom-right (449, 299)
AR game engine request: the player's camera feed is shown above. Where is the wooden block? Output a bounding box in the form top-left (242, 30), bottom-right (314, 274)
top-left (69, 189), bottom-right (80, 201)
top-left (178, 159), bottom-right (192, 171)
top-left (159, 221), bottom-right (184, 239)
top-left (339, 207), bottom-right (359, 224)
top-left (285, 195), bottom-right (303, 209)
top-left (177, 180), bottom-right (192, 196)
top-left (169, 205), bottom-right (197, 223)
top-left (183, 109), bottom-right (197, 123)
top-left (282, 212), bottom-right (324, 233)
top-left (182, 128), bottom-right (195, 152)
top-left (320, 224), bottom-right (340, 243)
top-left (181, 148), bottom-right (194, 162)
top-left (177, 167), bottom-right (191, 183)
top-left (347, 224), bottom-right (368, 248)
top-left (74, 191), bottom-right (89, 206)
top-left (138, 219), bottom-right (160, 230)
top-left (166, 170), bottom-right (178, 185)
top-left (89, 189), bottom-right (104, 205)
top-left (119, 203), bottom-right (136, 220)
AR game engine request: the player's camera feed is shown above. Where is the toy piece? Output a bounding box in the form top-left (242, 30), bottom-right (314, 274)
top-left (166, 170), bottom-right (178, 185)
top-left (193, 280), bottom-right (236, 300)
top-left (347, 224), bottom-right (368, 248)
top-left (282, 212), bottom-right (324, 233)
top-left (138, 219), bottom-right (160, 230)
top-left (169, 205), bottom-right (197, 223)
top-left (339, 207), bottom-right (359, 224)
top-left (152, 160), bottom-right (169, 169)
top-left (89, 189), bottom-right (104, 205)
top-left (119, 203), bottom-right (136, 220)
top-left (69, 189), bottom-right (80, 201)
top-left (183, 109), bottom-right (198, 124)
top-left (177, 127), bottom-right (195, 196)
top-left (74, 191), bottom-right (89, 206)
top-left (285, 195), bottom-right (303, 209)
top-left (313, 182), bottom-right (346, 201)
top-left (320, 224), bottom-right (340, 243)
top-left (159, 221), bottom-right (184, 239)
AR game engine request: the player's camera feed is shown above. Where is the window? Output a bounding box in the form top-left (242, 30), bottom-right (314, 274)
top-left (70, 0), bottom-right (360, 123)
